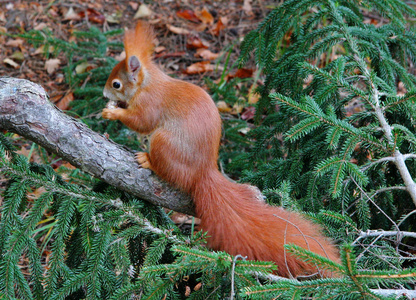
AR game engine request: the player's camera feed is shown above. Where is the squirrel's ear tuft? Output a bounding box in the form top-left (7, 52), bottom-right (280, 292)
top-left (128, 55), bottom-right (141, 79)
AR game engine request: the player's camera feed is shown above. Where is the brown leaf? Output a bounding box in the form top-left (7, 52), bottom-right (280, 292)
top-left (196, 8), bottom-right (214, 25)
top-left (11, 51), bottom-right (24, 61)
top-left (129, 1), bottom-right (138, 10)
top-left (115, 51), bottom-right (126, 61)
top-left (216, 101), bottom-right (232, 113)
top-left (45, 58), bottom-right (61, 74)
top-left (227, 68), bottom-right (254, 80)
top-left (243, 0), bottom-right (254, 16)
top-left (3, 58), bottom-right (19, 69)
top-left (5, 38), bottom-right (24, 48)
top-left (241, 106), bottom-right (256, 120)
top-left (33, 45), bottom-right (54, 55)
top-left (248, 84), bottom-right (260, 104)
top-left (16, 146), bottom-right (31, 158)
top-left (78, 8), bottom-right (105, 24)
top-left (233, 102), bottom-right (245, 114)
top-left (64, 7), bottom-right (81, 21)
top-left (185, 61), bottom-right (214, 74)
top-left (27, 187), bottom-right (48, 201)
top-left (154, 51), bottom-right (186, 59)
top-left (169, 212), bottom-right (198, 225)
top-left (212, 16), bottom-right (228, 36)
top-left (176, 9), bottom-right (200, 23)
top-left (51, 92), bottom-right (74, 111)
top-left (186, 36), bottom-right (209, 49)
top-left (154, 46), bottom-right (166, 54)
top-left (33, 22), bottom-right (48, 31)
top-left (134, 4), bottom-right (152, 19)
top-left (185, 286), bottom-right (191, 297)
top-left (195, 48), bottom-right (219, 60)
top-left (166, 24), bottom-right (190, 35)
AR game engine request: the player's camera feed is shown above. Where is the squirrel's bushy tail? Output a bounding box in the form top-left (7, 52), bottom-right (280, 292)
top-left (191, 169), bottom-right (340, 278)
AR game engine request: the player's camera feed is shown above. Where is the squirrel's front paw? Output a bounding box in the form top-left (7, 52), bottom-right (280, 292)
top-left (102, 108), bottom-right (120, 120)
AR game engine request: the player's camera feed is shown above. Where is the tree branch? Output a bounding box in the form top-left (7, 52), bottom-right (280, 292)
top-left (0, 77), bottom-right (195, 215)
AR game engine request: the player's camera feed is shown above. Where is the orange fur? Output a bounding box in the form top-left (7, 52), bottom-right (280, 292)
top-left (102, 22), bottom-right (340, 278)
top-left (124, 21), bottom-right (155, 67)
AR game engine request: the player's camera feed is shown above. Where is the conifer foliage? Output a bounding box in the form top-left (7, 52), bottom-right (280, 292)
top-left (235, 0), bottom-right (416, 297)
top-left (238, 0), bottom-right (416, 229)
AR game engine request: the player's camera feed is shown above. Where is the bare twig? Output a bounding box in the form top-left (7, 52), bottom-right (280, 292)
top-left (352, 230), bottom-right (416, 245)
top-left (230, 255), bottom-right (247, 300)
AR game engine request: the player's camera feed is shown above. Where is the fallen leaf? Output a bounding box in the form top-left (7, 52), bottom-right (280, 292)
top-left (64, 7), bottom-right (81, 21)
top-left (106, 12), bottom-right (121, 24)
top-left (48, 6), bottom-right (59, 18)
top-left (11, 51), bottom-right (24, 61)
top-left (75, 61), bottom-right (92, 74)
top-left (185, 286), bottom-right (191, 297)
top-left (154, 46), bottom-right (166, 54)
top-left (227, 68), bottom-right (254, 80)
top-left (212, 16), bottom-right (228, 36)
top-left (397, 81), bottom-right (406, 96)
top-left (115, 51), bottom-right (126, 61)
top-left (248, 84), bottom-right (260, 104)
top-left (27, 187), bottom-right (47, 200)
top-left (243, 0), bottom-right (254, 16)
top-left (154, 51), bottom-right (186, 59)
top-left (33, 22), bottom-right (48, 30)
top-left (238, 127), bottom-right (251, 135)
top-left (34, 45), bottom-right (54, 55)
top-left (134, 3), bottom-right (152, 19)
top-left (185, 61), bottom-right (214, 74)
top-left (6, 38), bottom-right (24, 47)
top-left (52, 92), bottom-right (74, 111)
top-left (176, 9), bottom-right (200, 23)
top-left (166, 24), bottom-right (190, 35)
top-left (129, 1), bottom-right (138, 10)
top-left (16, 145), bottom-right (42, 164)
top-left (186, 36), bottom-right (209, 49)
top-left (78, 8), bottom-right (105, 24)
top-left (216, 101), bottom-right (232, 113)
top-left (16, 145), bottom-right (30, 157)
top-left (3, 58), bottom-right (19, 68)
top-left (45, 58), bottom-right (61, 74)
top-left (233, 103), bottom-right (244, 114)
top-left (195, 48), bottom-right (219, 60)
top-left (241, 106), bottom-right (256, 120)
top-left (196, 8), bottom-right (214, 25)
top-left (60, 162), bottom-right (76, 170)
top-left (169, 212), bottom-right (199, 225)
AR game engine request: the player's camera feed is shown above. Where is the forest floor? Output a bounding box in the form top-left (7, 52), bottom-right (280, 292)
top-left (0, 0), bottom-right (271, 101)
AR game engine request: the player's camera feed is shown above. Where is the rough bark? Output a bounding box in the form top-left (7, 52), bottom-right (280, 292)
top-left (0, 77), bottom-right (195, 215)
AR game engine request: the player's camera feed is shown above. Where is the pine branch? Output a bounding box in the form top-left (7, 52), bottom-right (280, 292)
top-left (0, 77), bottom-right (194, 215)
top-left (327, 3), bottom-right (416, 207)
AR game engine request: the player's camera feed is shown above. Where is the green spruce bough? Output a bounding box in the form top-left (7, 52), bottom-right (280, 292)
top-left (237, 0), bottom-right (416, 298)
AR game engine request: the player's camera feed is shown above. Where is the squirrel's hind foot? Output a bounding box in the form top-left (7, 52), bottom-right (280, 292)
top-left (135, 152), bottom-right (152, 170)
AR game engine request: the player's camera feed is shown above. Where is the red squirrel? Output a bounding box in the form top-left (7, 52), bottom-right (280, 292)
top-left (102, 21), bottom-right (340, 278)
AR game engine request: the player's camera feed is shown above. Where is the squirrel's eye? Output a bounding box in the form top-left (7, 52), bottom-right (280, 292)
top-left (112, 80), bottom-right (122, 90)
